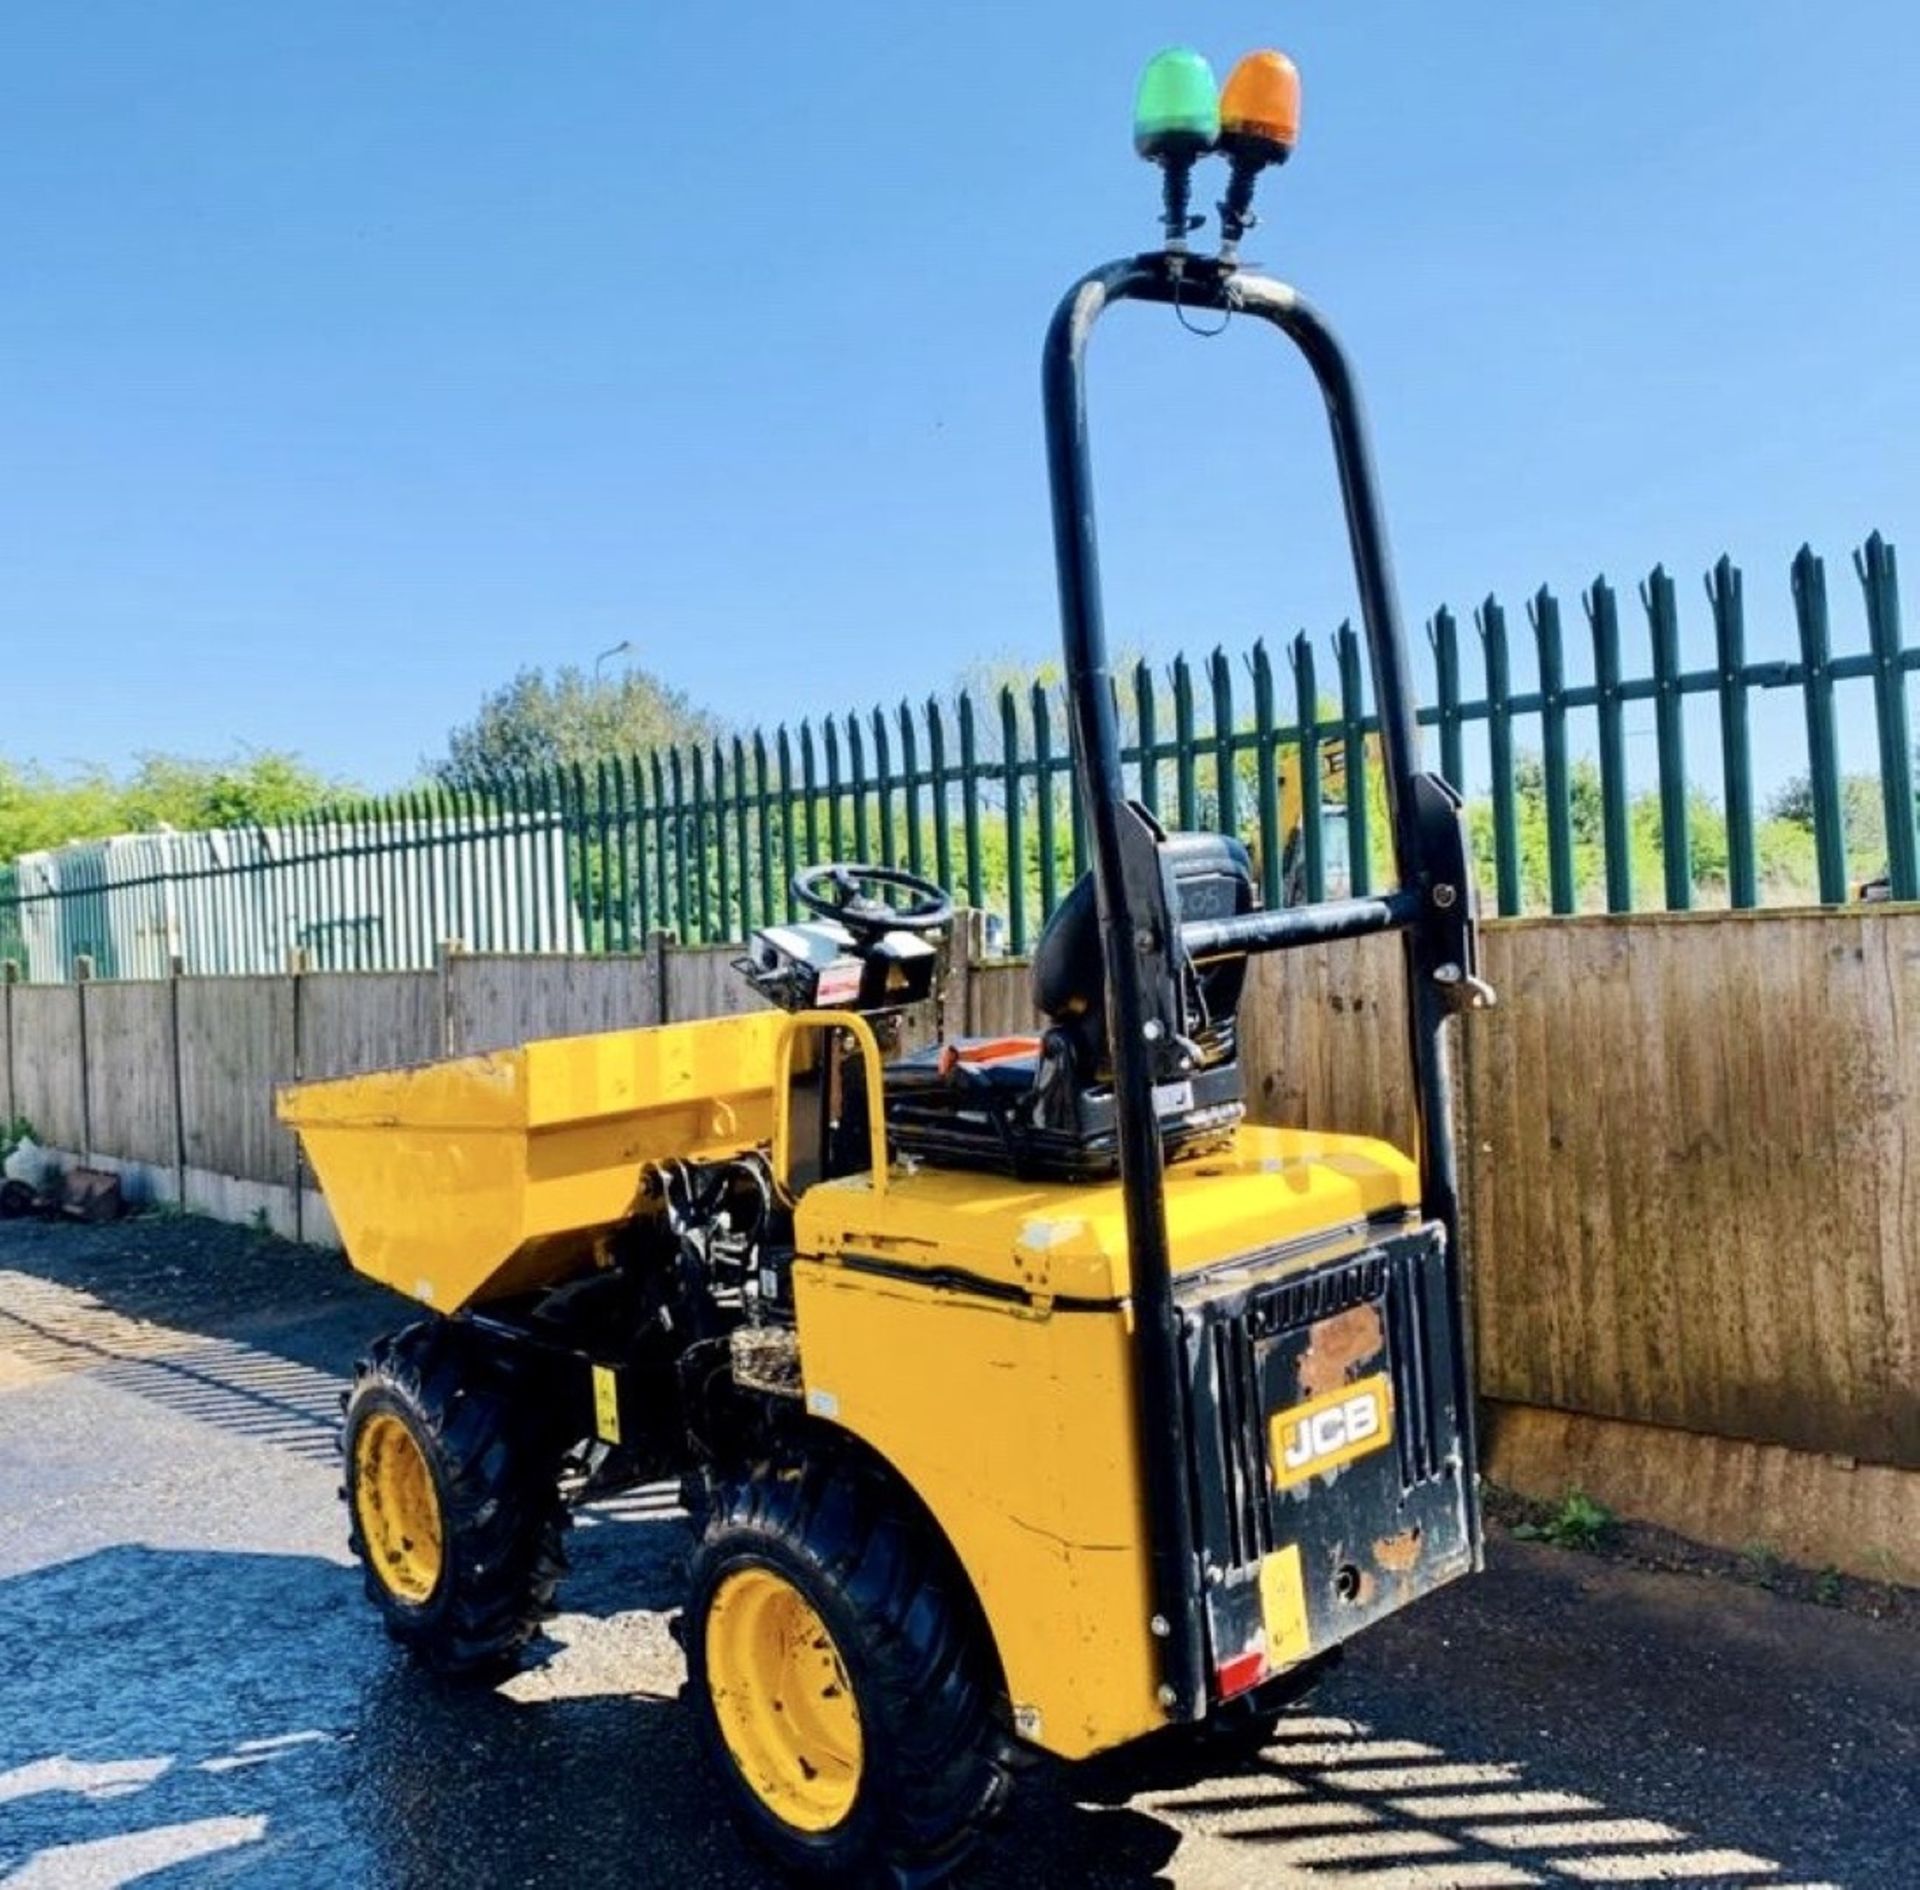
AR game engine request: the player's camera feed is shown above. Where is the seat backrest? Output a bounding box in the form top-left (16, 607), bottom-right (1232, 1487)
top-left (1030, 832), bottom-right (1255, 1063)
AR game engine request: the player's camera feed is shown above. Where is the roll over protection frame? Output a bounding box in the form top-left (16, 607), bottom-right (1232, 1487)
top-left (1041, 251), bottom-right (1485, 1721)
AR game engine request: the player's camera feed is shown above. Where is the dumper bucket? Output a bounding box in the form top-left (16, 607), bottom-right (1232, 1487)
top-left (278, 1012), bottom-right (787, 1312)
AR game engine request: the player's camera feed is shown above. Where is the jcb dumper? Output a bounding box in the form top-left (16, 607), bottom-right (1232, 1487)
top-left (282, 44), bottom-right (1491, 1884)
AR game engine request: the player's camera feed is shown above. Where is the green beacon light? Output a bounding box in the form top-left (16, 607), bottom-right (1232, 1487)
top-left (1132, 47), bottom-right (1219, 257)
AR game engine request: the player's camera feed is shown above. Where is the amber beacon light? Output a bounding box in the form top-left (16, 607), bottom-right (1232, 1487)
top-left (1217, 49), bottom-right (1301, 259)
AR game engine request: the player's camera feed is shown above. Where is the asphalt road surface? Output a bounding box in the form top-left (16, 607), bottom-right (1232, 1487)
top-left (2, 1216), bottom-right (1915, 1889)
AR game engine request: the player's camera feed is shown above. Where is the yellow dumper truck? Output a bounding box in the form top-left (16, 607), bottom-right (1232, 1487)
top-left (282, 45), bottom-right (1490, 1884)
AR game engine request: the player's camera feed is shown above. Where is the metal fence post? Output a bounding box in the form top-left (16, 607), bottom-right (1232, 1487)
top-left (1707, 557), bottom-right (1758, 910)
top-left (1290, 635), bottom-right (1325, 903)
top-left (1858, 532), bottom-right (1917, 901)
top-left (1335, 623), bottom-right (1372, 898)
top-left (999, 687), bottom-right (1026, 953)
top-left (847, 714), bottom-right (871, 867)
top-left (1791, 545), bottom-right (1848, 904)
top-left (1644, 566), bottom-right (1692, 911)
top-left (1209, 648), bottom-right (1238, 842)
top-left (1428, 606), bottom-right (1465, 794)
top-left (1528, 587), bottom-right (1576, 914)
top-left (1172, 654), bottom-right (1198, 831)
top-left (663, 749), bottom-right (687, 941)
top-left (1476, 596), bottom-right (1520, 917)
top-left (731, 736), bottom-right (753, 933)
top-left (898, 703), bottom-right (922, 880)
top-left (1250, 641), bottom-right (1281, 908)
top-left (1032, 682), bottom-right (1058, 922)
top-left (926, 698), bottom-right (952, 896)
top-left (957, 697), bottom-right (983, 911)
top-left (751, 735), bottom-right (773, 935)
top-left (1585, 577), bottom-right (1634, 913)
top-left (774, 730), bottom-right (798, 926)
top-left (691, 745), bottom-right (714, 944)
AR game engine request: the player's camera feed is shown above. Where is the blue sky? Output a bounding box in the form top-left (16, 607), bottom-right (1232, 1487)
top-left (4, 3), bottom-right (1916, 796)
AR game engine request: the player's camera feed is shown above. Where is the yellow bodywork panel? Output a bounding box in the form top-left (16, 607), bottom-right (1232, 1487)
top-left (791, 1122), bottom-right (1420, 1760)
top-left (793, 1261), bottom-right (1161, 1759)
top-left (795, 1123), bottom-right (1418, 1303)
top-left (278, 1012), bottom-right (788, 1310)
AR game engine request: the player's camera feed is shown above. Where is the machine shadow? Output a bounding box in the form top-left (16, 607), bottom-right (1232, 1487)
top-left (0, 1542), bottom-right (1185, 1890)
top-left (1067, 1648), bottom-right (1860, 1889)
top-left (0, 1212), bottom-right (394, 1370)
top-left (0, 1217), bottom-right (414, 1470)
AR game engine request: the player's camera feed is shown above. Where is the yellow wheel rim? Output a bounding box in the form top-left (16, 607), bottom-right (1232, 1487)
top-left (353, 1411), bottom-right (444, 1605)
top-left (704, 1565), bottom-right (864, 1832)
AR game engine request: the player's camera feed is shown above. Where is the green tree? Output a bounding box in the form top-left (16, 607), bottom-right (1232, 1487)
top-left (1766, 771), bottom-right (1891, 871)
top-left (0, 761), bottom-right (121, 859)
top-left (434, 665), bottom-right (719, 788)
top-left (117, 751), bottom-right (342, 831)
top-left (0, 750), bottom-right (341, 861)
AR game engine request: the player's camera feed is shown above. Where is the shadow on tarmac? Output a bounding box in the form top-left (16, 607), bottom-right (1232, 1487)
top-left (0, 1538), bottom-right (1184, 1889)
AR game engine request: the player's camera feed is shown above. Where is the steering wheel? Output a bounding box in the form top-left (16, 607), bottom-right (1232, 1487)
top-left (793, 863), bottom-right (954, 938)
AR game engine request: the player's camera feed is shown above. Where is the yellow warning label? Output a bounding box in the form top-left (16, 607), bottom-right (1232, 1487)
top-left (1259, 1544), bottom-right (1312, 1667)
top-left (591, 1364), bottom-right (621, 1445)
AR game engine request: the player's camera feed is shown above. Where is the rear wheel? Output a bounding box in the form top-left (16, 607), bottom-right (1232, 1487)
top-left (342, 1321), bottom-right (569, 1680)
top-left (686, 1461), bottom-right (1010, 1884)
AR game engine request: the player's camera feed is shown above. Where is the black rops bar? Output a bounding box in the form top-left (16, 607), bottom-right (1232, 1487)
top-left (1042, 251), bottom-right (1481, 1723)
top-left (1182, 887), bottom-right (1423, 961)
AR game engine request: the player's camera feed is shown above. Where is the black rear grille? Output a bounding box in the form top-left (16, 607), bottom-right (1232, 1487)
top-left (1386, 1240), bottom-right (1442, 1487)
top-left (1244, 1248), bottom-right (1386, 1339)
top-left (1209, 1317), bottom-right (1273, 1568)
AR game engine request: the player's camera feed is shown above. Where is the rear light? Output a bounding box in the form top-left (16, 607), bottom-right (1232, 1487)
top-left (1214, 1648), bottom-right (1267, 1699)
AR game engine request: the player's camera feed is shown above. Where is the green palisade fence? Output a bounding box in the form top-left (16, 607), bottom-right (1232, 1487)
top-left (5, 533), bottom-right (1917, 980)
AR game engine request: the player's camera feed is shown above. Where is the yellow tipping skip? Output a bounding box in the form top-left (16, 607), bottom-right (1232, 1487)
top-left (277, 1012), bottom-right (788, 1311)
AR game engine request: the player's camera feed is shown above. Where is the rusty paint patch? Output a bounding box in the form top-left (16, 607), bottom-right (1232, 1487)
top-left (1374, 1526), bottom-right (1422, 1573)
top-left (1297, 1302), bottom-right (1385, 1398)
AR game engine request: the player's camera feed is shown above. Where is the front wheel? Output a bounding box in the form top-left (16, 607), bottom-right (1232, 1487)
top-left (341, 1321), bottom-right (569, 1680)
top-left (686, 1461), bottom-right (1010, 1884)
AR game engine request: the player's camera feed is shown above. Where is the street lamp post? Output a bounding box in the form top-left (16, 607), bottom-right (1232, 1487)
top-left (594, 639), bottom-right (634, 681)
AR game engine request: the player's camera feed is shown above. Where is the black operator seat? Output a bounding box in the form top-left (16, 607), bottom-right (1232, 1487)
top-left (884, 832), bottom-right (1257, 1180)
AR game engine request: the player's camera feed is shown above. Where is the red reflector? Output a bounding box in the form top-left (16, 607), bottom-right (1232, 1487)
top-left (1215, 1650), bottom-right (1267, 1699)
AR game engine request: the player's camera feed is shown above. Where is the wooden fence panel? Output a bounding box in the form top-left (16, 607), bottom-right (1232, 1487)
top-left (11, 984), bottom-right (84, 1151)
top-left (177, 977), bottom-right (296, 1189)
top-left (2, 913), bottom-right (1912, 1472)
top-left (968, 961), bottom-right (1037, 1038)
top-left (663, 947), bottom-right (769, 1026)
top-left (83, 982), bottom-right (176, 1168)
top-left (1238, 933), bottom-right (1415, 1151)
top-left (1466, 911), bottom-right (1920, 1469)
top-left (299, 972), bottom-right (441, 1081)
top-left (446, 952), bottom-right (665, 1057)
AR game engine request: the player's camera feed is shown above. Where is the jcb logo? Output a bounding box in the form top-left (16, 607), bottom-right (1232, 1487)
top-left (1270, 1374), bottom-right (1393, 1488)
